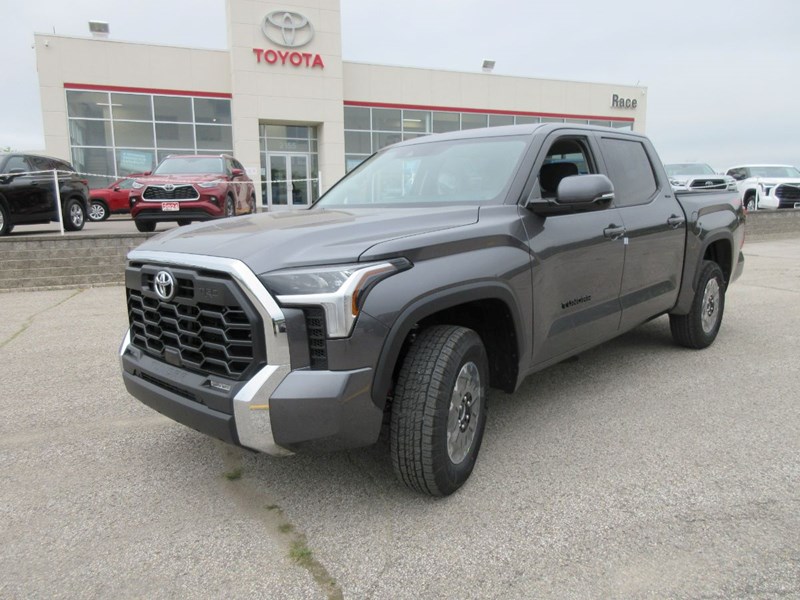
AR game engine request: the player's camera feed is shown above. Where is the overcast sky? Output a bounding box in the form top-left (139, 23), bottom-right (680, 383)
top-left (2, 0), bottom-right (799, 170)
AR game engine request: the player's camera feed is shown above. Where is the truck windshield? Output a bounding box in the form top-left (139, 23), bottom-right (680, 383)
top-left (315, 136), bottom-right (528, 207)
top-left (665, 163), bottom-right (716, 176)
top-left (153, 157), bottom-right (225, 175)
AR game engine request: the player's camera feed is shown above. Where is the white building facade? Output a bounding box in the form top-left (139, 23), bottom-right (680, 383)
top-left (34, 0), bottom-right (647, 209)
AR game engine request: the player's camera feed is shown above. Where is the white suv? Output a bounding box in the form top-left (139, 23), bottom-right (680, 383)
top-left (725, 164), bottom-right (800, 210)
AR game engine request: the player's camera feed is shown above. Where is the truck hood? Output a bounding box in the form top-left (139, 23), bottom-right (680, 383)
top-left (669, 174), bottom-right (729, 184)
top-left (133, 206), bottom-right (479, 274)
top-left (135, 174), bottom-right (225, 185)
top-left (743, 177), bottom-right (800, 186)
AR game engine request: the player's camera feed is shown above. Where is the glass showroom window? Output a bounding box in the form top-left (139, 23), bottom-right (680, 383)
top-left (66, 90), bottom-right (233, 186)
top-left (341, 104), bottom-right (635, 173)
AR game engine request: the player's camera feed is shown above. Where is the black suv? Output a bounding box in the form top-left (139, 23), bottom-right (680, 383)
top-left (0, 153), bottom-right (90, 236)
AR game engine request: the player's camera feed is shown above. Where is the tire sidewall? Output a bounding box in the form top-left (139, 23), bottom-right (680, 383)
top-left (225, 195), bottom-right (235, 217)
top-left (89, 200), bottom-right (108, 221)
top-left (64, 199), bottom-right (85, 231)
top-left (692, 262), bottom-right (725, 346)
top-left (0, 203), bottom-right (10, 236)
top-left (431, 331), bottom-right (489, 494)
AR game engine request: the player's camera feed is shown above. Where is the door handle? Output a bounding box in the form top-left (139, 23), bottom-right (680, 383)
top-left (603, 225), bottom-right (626, 240)
top-left (667, 214), bottom-right (686, 228)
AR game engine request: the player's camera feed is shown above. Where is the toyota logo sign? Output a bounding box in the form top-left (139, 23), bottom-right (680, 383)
top-left (154, 270), bottom-right (175, 301)
top-left (261, 11), bottom-right (314, 48)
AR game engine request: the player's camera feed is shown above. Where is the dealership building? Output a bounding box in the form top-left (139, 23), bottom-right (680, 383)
top-left (33, 0), bottom-right (647, 209)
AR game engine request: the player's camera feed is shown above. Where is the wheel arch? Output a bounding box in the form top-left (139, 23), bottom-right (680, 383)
top-left (372, 282), bottom-right (524, 407)
top-left (702, 236), bottom-right (734, 284)
top-left (672, 230), bottom-right (735, 315)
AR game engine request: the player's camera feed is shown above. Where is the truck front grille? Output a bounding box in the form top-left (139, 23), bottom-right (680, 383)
top-left (775, 184), bottom-right (800, 208)
top-left (126, 265), bottom-right (266, 380)
top-left (143, 185), bottom-right (199, 200)
top-left (688, 178), bottom-right (726, 190)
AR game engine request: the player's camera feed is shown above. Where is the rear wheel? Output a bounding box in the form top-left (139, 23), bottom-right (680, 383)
top-left (63, 199), bottom-right (86, 231)
top-left (390, 325), bottom-right (489, 496)
top-left (0, 203), bottom-right (12, 236)
top-left (248, 193), bottom-right (256, 214)
top-left (670, 260), bottom-right (726, 349)
top-left (744, 193), bottom-right (757, 211)
top-left (88, 200), bottom-right (109, 221)
top-left (135, 220), bottom-right (156, 233)
top-left (177, 219), bottom-right (192, 226)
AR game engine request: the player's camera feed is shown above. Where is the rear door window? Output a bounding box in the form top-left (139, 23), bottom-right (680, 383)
top-left (599, 138), bottom-right (658, 207)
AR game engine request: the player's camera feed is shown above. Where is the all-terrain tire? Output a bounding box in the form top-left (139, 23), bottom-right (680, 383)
top-left (390, 325), bottom-right (489, 496)
top-left (670, 260), bottom-right (726, 349)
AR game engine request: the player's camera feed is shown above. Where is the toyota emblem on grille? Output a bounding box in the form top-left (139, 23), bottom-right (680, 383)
top-left (262, 11), bottom-right (314, 48)
top-left (164, 184), bottom-right (175, 192)
top-left (154, 271), bottom-right (175, 301)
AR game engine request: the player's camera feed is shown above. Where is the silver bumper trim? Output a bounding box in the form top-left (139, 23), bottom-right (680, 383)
top-left (124, 249), bottom-right (293, 456)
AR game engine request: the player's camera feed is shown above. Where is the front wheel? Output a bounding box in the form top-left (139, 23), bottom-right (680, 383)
top-left (670, 260), bottom-right (726, 349)
top-left (63, 199), bottom-right (86, 231)
top-left (390, 325), bottom-right (489, 496)
top-left (134, 220), bottom-right (156, 233)
top-left (88, 200), bottom-right (109, 221)
top-left (224, 195), bottom-right (235, 217)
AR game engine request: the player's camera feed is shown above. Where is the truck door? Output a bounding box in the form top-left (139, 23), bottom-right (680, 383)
top-left (519, 132), bottom-right (626, 366)
top-left (596, 135), bottom-right (685, 331)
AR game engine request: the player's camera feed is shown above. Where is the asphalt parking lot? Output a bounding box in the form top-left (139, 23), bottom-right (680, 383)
top-left (2, 237), bottom-right (799, 599)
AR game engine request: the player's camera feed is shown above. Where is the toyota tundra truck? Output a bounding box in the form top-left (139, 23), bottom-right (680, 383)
top-left (120, 124), bottom-right (745, 496)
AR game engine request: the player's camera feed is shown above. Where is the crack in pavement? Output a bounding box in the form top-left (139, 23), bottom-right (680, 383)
top-left (217, 444), bottom-right (344, 600)
top-left (0, 288), bottom-right (85, 349)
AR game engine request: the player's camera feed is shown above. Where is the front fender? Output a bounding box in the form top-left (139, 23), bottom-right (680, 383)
top-left (366, 279), bottom-right (527, 407)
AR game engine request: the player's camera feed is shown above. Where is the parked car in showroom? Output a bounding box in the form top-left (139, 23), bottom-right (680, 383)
top-left (664, 162), bottom-right (737, 192)
top-left (88, 174), bottom-right (144, 221)
top-left (0, 153), bottom-right (89, 236)
top-left (725, 164), bottom-right (800, 210)
top-left (129, 154), bottom-right (256, 232)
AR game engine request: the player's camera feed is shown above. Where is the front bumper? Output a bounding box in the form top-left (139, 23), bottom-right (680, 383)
top-left (130, 195), bottom-right (225, 221)
top-left (120, 251), bottom-right (383, 455)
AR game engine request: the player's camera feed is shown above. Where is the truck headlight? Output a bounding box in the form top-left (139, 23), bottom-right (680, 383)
top-left (198, 180), bottom-right (222, 188)
top-left (260, 259), bottom-right (411, 338)
top-left (132, 181), bottom-right (144, 189)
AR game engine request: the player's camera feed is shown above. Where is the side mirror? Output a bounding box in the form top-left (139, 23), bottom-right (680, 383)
top-left (9, 168), bottom-right (25, 175)
top-left (231, 168), bottom-right (244, 177)
top-left (527, 174), bottom-right (614, 215)
top-left (144, 171), bottom-right (151, 176)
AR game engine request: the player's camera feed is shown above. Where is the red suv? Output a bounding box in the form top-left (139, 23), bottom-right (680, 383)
top-left (129, 155), bottom-right (256, 232)
top-left (88, 174), bottom-right (144, 221)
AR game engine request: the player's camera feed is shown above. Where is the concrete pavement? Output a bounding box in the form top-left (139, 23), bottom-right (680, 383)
top-left (1, 238), bottom-right (798, 599)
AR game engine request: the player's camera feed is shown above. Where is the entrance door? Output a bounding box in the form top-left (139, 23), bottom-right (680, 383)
top-left (267, 154), bottom-right (311, 208)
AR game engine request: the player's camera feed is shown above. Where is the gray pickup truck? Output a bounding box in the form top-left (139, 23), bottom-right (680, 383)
top-left (120, 124), bottom-right (745, 496)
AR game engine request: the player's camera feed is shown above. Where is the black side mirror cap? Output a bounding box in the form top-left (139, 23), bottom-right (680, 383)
top-left (527, 174), bottom-right (615, 215)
